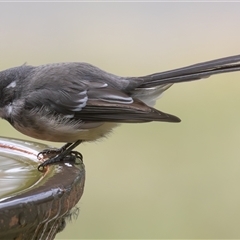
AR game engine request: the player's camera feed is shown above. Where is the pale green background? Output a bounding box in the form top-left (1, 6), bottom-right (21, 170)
top-left (1, 2), bottom-right (240, 239)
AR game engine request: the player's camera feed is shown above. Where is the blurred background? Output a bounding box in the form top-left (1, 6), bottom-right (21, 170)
top-left (1, 2), bottom-right (240, 239)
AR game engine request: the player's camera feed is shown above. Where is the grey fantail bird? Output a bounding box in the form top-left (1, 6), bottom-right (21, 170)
top-left (0, 54), bottom-right (240, 171)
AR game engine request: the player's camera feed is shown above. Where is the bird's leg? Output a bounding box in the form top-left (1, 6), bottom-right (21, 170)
top-left (37, 140), bottom-right (83, 172)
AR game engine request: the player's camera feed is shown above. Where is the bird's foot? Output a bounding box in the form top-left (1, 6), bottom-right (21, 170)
top-left (37, 150), bottom-right (83, 172)
top-left (37, 147), bottom-right (63, 160)
top-left (37, 140), bottom-right (83, 172)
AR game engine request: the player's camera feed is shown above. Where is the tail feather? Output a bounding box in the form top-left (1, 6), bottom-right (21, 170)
top-left (131, 83), bottom-right (173, 107)
top-left (139, 54), bottom-right (240, 88)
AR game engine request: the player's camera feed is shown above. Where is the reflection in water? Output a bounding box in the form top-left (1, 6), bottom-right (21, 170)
top-left (0, 140), bottom-right (42, 200)
top-left (0, 152), bottom-right (42, 199)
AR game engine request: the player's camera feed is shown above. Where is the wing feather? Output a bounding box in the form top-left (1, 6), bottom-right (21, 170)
top-left (24, 80), bottom-right (180, 123)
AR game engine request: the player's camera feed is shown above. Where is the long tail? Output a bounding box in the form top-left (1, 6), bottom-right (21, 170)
top-left (127, 54), bottom-right (240, 107)
top-left (139, 54), bottom-right (240, 88)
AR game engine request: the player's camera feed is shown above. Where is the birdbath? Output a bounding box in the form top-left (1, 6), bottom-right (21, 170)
top-left (0, 137), bottom-right (85, 240)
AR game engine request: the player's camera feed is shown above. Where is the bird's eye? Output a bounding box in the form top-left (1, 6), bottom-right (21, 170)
top-left (2, 90), bottom-right (14, 105)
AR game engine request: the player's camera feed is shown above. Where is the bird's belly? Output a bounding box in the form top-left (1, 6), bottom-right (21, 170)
top-left (13, 121), bottom-right (119, 143)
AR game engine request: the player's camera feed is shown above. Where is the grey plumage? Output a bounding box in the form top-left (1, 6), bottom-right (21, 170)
top-left (1, 55), bottom-right (240, 144)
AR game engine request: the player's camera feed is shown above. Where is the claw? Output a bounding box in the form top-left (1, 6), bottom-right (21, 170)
top-left (37, 163), bottom-right (48, 172)
top-left (38, 150), bottom-right (83, 171)
top-left (37, 147), bottom-right (63, 159)
top-left (70, 151), bottom-right (83, 160)
top-left (37, 140), bottom-right (83, 171)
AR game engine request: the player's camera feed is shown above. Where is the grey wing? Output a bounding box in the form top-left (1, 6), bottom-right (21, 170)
top-left (24, 80), bottom-right (180, 123)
